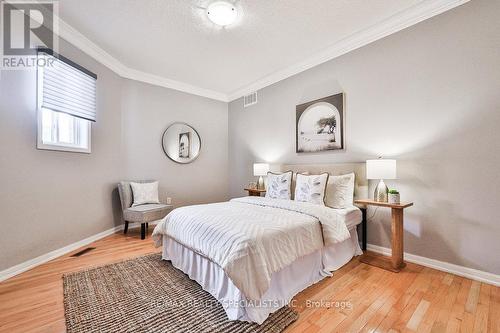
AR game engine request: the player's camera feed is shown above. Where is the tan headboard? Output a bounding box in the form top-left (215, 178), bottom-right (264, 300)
top-left (280, 163), bottom-right (368, 202)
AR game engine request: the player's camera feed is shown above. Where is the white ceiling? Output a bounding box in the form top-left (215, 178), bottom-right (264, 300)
top-left (57, 0), bottom-right (467, 101)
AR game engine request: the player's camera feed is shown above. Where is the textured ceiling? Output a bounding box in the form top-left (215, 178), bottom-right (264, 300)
top-left (58, 0), bottom-right (425, 96)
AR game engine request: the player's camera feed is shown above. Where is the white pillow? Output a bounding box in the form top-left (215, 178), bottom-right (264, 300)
top-left (294, 173), bottom-right (329, 205)
top-left (265, 171), bottom-right (293, 200)
top-left (325, 173), bottom-right (355, 209)
top-left (130, 181), bottom-right (160, 207)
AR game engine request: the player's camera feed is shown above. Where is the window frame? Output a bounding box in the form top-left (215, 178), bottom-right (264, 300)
top-left (36, 50), bottom-right (94, 154)
top-left (36, 108), bottom-right (92, 154)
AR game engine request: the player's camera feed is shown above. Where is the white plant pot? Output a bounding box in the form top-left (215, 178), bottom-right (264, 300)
top-left (388, 193), bottom-right (400, 204)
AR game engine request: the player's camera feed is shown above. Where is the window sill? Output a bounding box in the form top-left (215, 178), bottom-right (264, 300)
top-left (37, 142), bottom-right (91, 154)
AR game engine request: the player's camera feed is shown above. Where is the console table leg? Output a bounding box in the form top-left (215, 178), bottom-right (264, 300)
top-left (361, 208), bottom-right (367, 251)
top-left (391, 208), bottom-right (405, 270)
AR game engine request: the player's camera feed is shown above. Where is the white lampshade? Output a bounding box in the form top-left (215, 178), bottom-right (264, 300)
top-left (366, 159), bottom-right (397, 180)
top-left (253, 163), bottom-right (269, 176)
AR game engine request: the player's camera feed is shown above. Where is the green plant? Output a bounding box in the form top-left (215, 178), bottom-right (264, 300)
top-left (388, 189), bottom-right (399, 194)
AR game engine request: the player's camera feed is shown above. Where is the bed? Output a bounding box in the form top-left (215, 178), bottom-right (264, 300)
top-left (152, 163), bottom-right (368, 324)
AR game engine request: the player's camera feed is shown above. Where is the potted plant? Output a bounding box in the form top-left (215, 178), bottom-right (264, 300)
top-left (388, 189), bottom-right (400, 204)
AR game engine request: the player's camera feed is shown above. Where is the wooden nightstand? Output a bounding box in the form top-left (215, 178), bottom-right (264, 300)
top-left (244, 188), bottom-right (266, 197)
top-left (354, 199), bottom-right (414, 272)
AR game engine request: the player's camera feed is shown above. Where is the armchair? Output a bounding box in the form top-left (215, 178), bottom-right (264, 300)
top-left (117, 180), bottom-right (173, 239)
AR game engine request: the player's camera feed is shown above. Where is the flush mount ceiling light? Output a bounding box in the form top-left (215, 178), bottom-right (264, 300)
top-left (206, 1), bottom-right (237, 26)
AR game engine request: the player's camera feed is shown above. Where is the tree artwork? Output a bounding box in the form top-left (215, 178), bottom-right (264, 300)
top-left (316, 116), bottom-right (336, 142)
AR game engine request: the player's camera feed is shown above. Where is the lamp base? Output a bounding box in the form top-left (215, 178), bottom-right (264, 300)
top-left (374, 179), bottom-right (389, 202)
top-left (258, 176), bottom-right (264, 190)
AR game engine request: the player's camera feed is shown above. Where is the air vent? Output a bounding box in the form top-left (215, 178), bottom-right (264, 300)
top-left (243, 91), bottom-right (258, 107)
top-left (70, 247), bottom-right (96, 257)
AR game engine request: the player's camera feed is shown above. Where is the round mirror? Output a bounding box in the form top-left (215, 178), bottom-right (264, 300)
top-left (162, 122), bottom-right (201, 164)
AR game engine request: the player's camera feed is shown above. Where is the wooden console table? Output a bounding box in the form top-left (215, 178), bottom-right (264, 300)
top-left (244, 188), bottom-right (266, 197)
top-left (354, 199), bottom-right (414, 272)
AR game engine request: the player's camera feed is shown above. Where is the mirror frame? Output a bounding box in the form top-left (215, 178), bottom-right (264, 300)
top-left (161, 122), bottom-right (202, 164)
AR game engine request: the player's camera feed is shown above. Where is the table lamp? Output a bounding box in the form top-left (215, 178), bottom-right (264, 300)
top-left (253, 163), bottom-right (269, 190)
top-left (366, 159), bottom-right (396, 202)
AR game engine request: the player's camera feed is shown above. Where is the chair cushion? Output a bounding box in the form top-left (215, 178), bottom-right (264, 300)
top-left (124, 204), bottom-right (171, 223)
top-left (118, 180), bottom-right (156, 210)
top-left (130, 181), bottom-right (160, 207)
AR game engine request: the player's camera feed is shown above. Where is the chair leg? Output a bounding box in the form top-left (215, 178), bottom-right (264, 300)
top-left (124, 221), bottom-right (129, 234)
top-left (141, 223), bottom-right (146, 240)
top-left (146, 223), bottom-right (149, 229)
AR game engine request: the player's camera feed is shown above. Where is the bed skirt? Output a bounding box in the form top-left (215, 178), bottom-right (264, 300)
top-left (161, 227), bottom-right (362, 324)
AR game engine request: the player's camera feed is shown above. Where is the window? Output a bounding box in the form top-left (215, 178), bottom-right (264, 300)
top-left (39, 108), bottom-right (90, 151)
top-left (37, 49), bottom-right (97, 153)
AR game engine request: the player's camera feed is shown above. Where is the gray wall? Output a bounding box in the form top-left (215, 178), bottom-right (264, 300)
top-left (228, 0), bottom-right (500, 274)
top-left (1, 0), bottom-right (498, 276)
top-left (121, 79), bottom-right (228, 206)
top-left (0, 39), bottom-right (125, 270)
top-left (0, 39), bottom-right (228, 271)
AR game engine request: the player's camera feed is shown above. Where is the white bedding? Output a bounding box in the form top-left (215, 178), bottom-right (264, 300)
top-left (335, 205), bottom-right (363, 229)
top-left (152, 196), bottom-right (351, 301)
top-left (162, 227), bottom-right (362, 324)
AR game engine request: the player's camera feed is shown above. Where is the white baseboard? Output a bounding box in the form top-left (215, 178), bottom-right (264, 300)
top-left (0, 221), bottom-right (162, 283)
top-left (0, 225), bottom-right (121, 282)
top-left (367, 244), bottom-right (500, 287)
top-left (3, 231), bottom-right (498, 287)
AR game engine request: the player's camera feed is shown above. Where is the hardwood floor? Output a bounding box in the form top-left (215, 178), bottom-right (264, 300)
top-left (0, 228), bottom-right (498, 333)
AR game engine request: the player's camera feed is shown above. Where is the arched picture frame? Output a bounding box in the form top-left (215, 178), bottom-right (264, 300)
top-left (296, 93), bottom-right (344, 153)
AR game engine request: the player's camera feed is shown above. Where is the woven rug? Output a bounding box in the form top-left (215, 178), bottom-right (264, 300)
top-left (63, 253), bottom-right (298, 333)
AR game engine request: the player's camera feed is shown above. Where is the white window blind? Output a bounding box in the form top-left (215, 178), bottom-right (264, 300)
top-left (38, 50), bottom-right (97, 122)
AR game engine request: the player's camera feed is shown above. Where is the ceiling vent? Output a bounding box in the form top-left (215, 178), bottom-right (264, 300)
top-left (243, 91), bottom-right (258, 108)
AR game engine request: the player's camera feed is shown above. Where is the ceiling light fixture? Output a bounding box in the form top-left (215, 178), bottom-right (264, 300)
top-left (206, 1), bottom-right (237, 26)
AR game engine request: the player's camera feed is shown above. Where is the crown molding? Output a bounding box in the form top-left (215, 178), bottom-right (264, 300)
top-left (40, 0), bottom-right (468, 103)
top-left (227, 0), bottom-right (470, 101)
top-left (24, 0), bottom-right (229, 101)
top-left (56, 16), bottom-right (229, 102)
top-left (119, 66), bottom-right (229, 102)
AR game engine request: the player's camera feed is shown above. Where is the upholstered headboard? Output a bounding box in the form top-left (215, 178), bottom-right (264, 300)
top-left (280, 163), bottom-right (368, 202)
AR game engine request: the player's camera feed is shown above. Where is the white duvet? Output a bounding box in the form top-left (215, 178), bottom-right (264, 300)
top-left (152, 196), bottom-right (351, 301)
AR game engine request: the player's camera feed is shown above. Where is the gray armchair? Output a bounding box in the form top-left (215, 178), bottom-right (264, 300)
top-left (117, 181), bottom-right (173, 239)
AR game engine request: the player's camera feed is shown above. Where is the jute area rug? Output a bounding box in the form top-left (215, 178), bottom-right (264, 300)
top-left (63, 253), bottom-right (298, 333)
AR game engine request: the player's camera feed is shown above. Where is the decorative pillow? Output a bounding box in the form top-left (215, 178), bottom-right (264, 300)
top-left (325, 173), bottom-right (355, 209)
top-left (265, 171), bottom-right (293, 200)
top-left (130, 181), bottom-right (160, 207)
top-left (290, 171), bottom-right (309, 196)
top-left (294, 173), bottom-right (329, 205)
